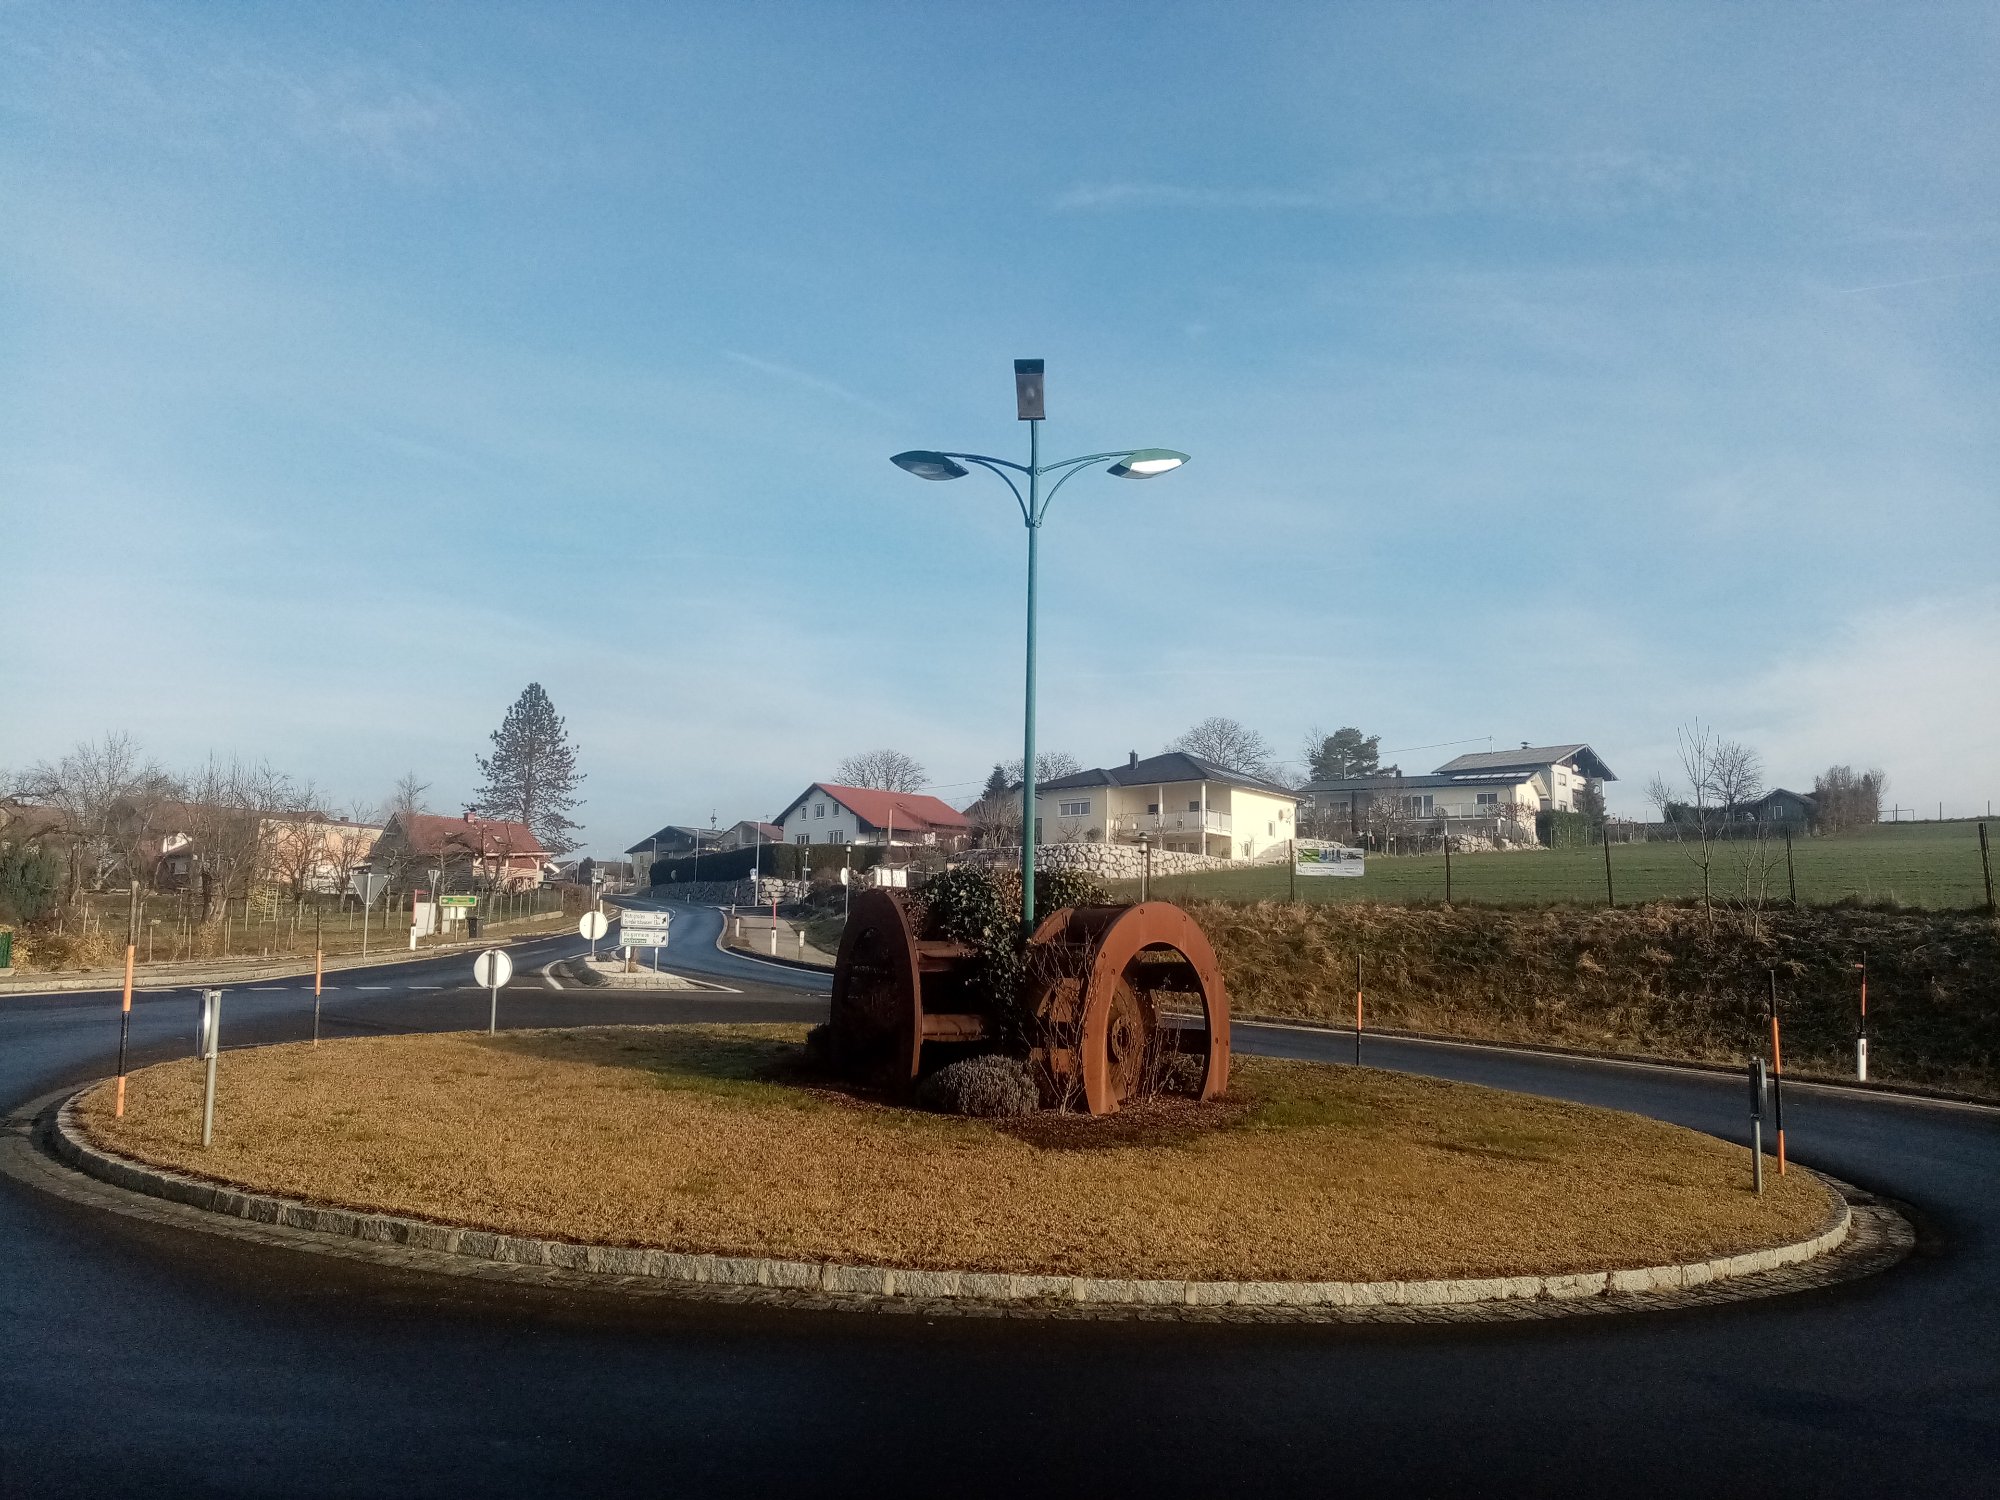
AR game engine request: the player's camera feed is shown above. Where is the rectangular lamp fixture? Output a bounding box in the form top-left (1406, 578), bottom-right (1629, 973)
top-left (1014, 358), bottom-right (1045, 421)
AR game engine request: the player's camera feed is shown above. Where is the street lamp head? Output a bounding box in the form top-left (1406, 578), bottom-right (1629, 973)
top-left (1107, 448), bottom-right (1190, 479)
top-left (891, 450), bottom-right (970, 481)
top-left (1013, 358), bottom-right (1045, 421)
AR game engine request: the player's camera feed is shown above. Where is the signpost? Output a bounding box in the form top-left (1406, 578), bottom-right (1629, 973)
top-left (1295, 844), bottom-right (1366, 878)
top-left (473, 948), bottom-right (513, 1034)
top-left (619, 910), bottom-right (670, 946)
top-left (353, 869), bottom-right (388, 956)
top-left (579, 909), bottom-right (608, 961)
top-left (619, 910), bottom-right (671, 972)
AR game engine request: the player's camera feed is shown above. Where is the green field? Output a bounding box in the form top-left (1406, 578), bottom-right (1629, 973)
top-left (1117, 821), bottom-right (1997, 911)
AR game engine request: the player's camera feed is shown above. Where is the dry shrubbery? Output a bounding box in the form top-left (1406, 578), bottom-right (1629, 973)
top-left (1195, 901), bottom-right (2000, 1095)
top-left (918, 1054), bottom-right (1041, 1117)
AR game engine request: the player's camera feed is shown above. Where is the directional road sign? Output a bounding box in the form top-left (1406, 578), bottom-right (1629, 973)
top-left (619, 910), bottom-right (671, 948)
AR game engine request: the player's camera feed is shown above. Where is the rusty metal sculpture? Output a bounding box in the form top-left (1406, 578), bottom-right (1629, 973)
top-left (828, 889), bottom-right (1229, 1115)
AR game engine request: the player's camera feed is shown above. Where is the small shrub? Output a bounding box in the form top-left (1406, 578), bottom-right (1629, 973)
top-left (802, 1022), bottom-right (834, 1069)
top-left (918, 1053), bottom-right (1040, 1118)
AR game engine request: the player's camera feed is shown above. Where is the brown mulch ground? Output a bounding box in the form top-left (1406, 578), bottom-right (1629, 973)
top-left (80, 1024), bottom-right (1834, 1282)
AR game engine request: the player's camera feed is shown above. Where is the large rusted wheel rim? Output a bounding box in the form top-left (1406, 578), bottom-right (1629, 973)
top-left (1030, 902), bottom-right (1231, 1115)
top-left (828, 889), bottom-right (922, 1089)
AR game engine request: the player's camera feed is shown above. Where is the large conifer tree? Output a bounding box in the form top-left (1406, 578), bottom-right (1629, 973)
top-left (469, 683), bottom-right (584, 856)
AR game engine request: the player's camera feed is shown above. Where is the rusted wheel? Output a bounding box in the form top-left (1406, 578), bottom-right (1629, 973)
top-left (827, 889), bottom-right (923, 1088)
top-left (1028, 902), bottom-right (1231, 1115)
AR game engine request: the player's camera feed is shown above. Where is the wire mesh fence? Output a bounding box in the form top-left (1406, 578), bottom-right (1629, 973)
top-left (1117, 820), bottom-right (1999, 912)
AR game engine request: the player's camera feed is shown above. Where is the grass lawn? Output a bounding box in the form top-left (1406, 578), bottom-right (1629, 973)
top-left (1121, 820), bottom-right (1996, 911)
top-left (83, 1024), bottom-right (1834, 1283)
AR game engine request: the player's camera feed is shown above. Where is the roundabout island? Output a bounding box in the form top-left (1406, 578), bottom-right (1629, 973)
top-left (64, 1022), bottom-right (1868, 1315)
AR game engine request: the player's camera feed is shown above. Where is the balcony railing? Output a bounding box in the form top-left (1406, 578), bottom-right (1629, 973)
top-left (1110, 811), bottom-right (1232, 836)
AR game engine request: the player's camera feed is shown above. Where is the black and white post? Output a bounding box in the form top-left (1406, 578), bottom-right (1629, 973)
top-left (1747, 1056), bottom-right (1766, 1195)
top-left (198, 988), bottom-right (222, 1149)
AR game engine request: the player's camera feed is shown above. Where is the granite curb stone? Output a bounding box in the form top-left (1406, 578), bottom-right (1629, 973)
top-left (48, 1091), bottom-right (1861, 1318)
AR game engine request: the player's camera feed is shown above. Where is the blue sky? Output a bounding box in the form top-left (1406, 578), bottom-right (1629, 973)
top-left (5, 2), bottom-right (1997, 848)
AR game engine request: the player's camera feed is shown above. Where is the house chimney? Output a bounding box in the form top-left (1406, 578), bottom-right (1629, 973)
top-left (1520, 741), bottom-right (1530, 750)
top-left (1128, 751), bottom-right (1138, 768)
top-left (464, 811), bottom-right (476, 822)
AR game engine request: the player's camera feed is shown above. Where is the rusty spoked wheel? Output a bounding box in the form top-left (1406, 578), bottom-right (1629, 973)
top-left (827, 889), bottom-right (922, 1089)
top-left (1028, 902), bottom-right (1232, 1115)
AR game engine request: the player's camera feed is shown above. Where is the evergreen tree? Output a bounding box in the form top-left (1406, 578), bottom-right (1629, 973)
top-left (982, 764), bottom-right (1010, 801)
top-left (1305, 726), bottom-right (1382, 781)
top-left (469, 683), bottom-right (584, 856)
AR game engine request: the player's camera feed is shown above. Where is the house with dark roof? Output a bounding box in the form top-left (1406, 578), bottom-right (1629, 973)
top-left (773, 784), bottom-right (970, 851)
top-left (1033, 751), bottom-right (1302, 861)
top-left (1430, 743), bottom-right (1616, 812)
top-left (1299, 742), bottom-right (1617, 840)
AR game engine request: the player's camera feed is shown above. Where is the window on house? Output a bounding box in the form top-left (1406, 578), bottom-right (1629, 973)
top-left (1268, 822), bottom-right (1276, 837)
top-left (1476, 792), bottom-right (1498, 807)
top-left (794, 835), bottom-right (809, 845)
top-left (814, 803), bottom-right (825, 819)
top-left (1187, 800), bottom-right (1201, 812)
top-left (826, 829), bottom-right (846, 844)
top-left (1146, 803), bottom-right (1160, 815)
top-left (1059, 799), bottom-right (1090, 817)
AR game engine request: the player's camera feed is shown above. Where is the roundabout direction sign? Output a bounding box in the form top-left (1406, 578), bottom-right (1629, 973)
top-left (473, 947), bottom-right (513, 1034)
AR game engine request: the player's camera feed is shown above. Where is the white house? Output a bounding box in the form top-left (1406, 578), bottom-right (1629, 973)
top-left (1300, 742), bottom-right (1617, 836)
top-left (773, 783), bottom-right (970, 849)
top-left (1034, 752), bottom-right (1302, 862)
top-left (1431, 743), bottom-right (1616, 813)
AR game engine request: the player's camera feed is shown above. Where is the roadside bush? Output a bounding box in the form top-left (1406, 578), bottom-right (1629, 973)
top-left (918, 1054), bottom-right (1040, 1118)
top-left (802, 1022), bottom-right (835, 1070)
top-left (0, 843), bottom-right (61, 926)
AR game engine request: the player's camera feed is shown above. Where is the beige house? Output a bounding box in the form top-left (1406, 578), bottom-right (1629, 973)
top-left (1034, 752), bottom-right (1302, 862)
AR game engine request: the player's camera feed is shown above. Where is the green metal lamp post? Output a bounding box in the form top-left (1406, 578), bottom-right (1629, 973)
top-left (892, 358), bottom-right (1188, 931)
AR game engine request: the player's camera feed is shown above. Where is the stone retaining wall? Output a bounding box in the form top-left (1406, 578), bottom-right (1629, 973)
top-left (961, 843), bottom-right (1229, 879)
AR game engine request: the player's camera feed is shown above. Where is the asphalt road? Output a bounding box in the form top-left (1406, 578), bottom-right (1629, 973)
top-left (1, 911), bottom-right (1995, 1498)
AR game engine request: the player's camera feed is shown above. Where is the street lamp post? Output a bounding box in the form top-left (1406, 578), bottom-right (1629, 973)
top-left (893, 358), bottom-right (1187, 931)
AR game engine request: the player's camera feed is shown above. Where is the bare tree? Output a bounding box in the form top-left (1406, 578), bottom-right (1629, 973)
top-left (16, 733), bottom-right (166, 905)
top-left (1813, 765), bottom-right (1888, 832)
top-left (1001, 751), bottom-right (1082, 784)
top-left (389, 772), bottom-right (431, 821)
top-left (1168, 717), bottom-right (1276, 779)
top-left (1650, 722), bottom-right (1772, 931)
top-left (837, 749), bottom-right (928, 792)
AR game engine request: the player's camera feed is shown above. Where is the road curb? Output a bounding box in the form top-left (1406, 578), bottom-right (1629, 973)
top-left (0, 926), bottom-right (575, 998)
top-left (42, 1086), bottom-right (1886, 1320)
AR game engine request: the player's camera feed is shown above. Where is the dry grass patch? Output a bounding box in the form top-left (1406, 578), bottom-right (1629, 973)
top-left (81, 1024), bottom-right (1834, 1283)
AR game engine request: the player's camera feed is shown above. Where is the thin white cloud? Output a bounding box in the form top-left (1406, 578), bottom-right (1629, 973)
top-left (1829, 268), bottom-right (1999, 295)
top-left (722, 351), bottom-right (899, 419)
top-left (1055, 150), bottom-right (1705, 219)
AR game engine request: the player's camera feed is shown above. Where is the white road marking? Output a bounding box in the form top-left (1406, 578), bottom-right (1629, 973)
top-left (356, 985), bottom-right (392, 991)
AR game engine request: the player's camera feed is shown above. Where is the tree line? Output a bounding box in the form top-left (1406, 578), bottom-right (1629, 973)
top-left (0, 682), bottom-right (587, 931)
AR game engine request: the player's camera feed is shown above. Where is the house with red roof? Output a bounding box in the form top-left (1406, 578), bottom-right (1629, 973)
top-left (373, 811), bottom-right (549, 891)
top-left (773, 783), bottom-right (969, 851)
